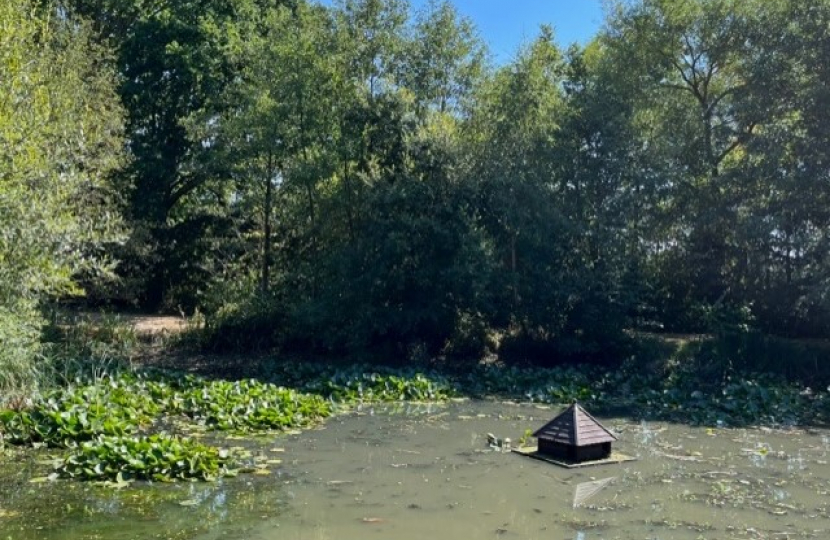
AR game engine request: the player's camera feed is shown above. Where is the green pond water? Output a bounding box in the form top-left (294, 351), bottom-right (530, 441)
top-left (3, 401), bottom-right (830, 540)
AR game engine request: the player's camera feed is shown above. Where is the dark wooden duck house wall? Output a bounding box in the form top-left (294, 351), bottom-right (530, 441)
top-left (533, 403), bottom-right (617, 463)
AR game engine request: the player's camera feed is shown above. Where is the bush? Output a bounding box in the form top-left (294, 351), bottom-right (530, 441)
top-left (196, 295), bottom-right (286, 353)
top-left (286, 176), bottom-right (496, 362)
top-left (499, 328), bottom-right (631, 368)
top-left (698, 331), bottom-right (830, 385)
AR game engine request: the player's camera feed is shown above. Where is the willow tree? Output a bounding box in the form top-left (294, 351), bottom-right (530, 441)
top-left (398, 0), bottom-right (486, 117)
top-left (0, 0), bottom-right (125, 391)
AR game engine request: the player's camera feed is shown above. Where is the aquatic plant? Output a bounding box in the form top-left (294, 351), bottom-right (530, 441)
top-left (3, 359), bottom-right (830, 489)
top-left (303, 368), bottom-right (456, 403)
top-left (0, 384), bottom-right (153, 447)
top-left (268, 362), bottom-right (459, 403)
top-left (57, 434), bottom-right (235, 482)
top-left (454, 364), bottom-right (610, 406)
top-left (0, 373), bottom-right (333, 446)
top-left (174, 379), bottom-right (332, 430)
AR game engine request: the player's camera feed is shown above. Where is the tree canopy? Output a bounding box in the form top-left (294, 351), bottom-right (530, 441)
top-left (3, 0), bottom-right (830, 386)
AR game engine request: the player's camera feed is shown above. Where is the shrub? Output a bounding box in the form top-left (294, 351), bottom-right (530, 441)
top-left (196, 295), bottom-right (286, 354)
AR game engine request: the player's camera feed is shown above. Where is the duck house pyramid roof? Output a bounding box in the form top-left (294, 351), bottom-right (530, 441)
top-left (533, 403), bottom-right (617, 447)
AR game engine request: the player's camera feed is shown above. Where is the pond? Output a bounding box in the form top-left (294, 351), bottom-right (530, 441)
top-left (3, 401), bottom-right (830, 540)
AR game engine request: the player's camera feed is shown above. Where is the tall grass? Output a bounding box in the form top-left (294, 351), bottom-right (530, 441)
top-left (1, 310), bottom-right (143, 404)
top-left (43, 312), bottom-right (140, 384)
top-left (0, 303), bottom-right (43, 399)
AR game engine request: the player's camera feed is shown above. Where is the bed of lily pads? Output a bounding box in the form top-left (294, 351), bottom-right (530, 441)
top-left (57, 434), bottom-right (234, 483)
top-left (466, 362), bottom-right (830, 427)
top-left (2, 360), bottom-right (829, 486)
top-left (0, 367), bottom-right (456, 484)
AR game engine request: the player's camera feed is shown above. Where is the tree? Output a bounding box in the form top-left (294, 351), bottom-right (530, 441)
top-left (63, 0), bottom-right (272, 310)
top-left (0, 0), bottom-right (125, 390)
top-left (399, 0), bottom-right (486, 117)
top-left (211, 3), bottom-right (343, 296)
top-left (603, 0), bottom-right (770, 329)
top-left (733, 0), bottom-right (830, 335)
top-left (463, 28), bottom-right (630, 364)
top-left (335, 0), bottom-right (409, 97)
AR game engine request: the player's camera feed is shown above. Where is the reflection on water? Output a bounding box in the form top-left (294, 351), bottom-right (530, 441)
top-left (573, 477), bottom-right (616, 509)
top-left (3, 401), bottom-right (830, 540)
top-left (0, 447), bottom-right (289, 540)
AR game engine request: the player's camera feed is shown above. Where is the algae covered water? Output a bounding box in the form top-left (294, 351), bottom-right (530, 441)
top-left (3, 401), bottom-right (830, 539)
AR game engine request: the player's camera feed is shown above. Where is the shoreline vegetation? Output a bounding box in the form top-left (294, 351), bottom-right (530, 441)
top-left (2, 313), bottom-right (829, 487)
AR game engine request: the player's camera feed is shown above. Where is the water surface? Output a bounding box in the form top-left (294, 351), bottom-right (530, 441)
top-left (4, 401), bottom-right (830, 540)
top-left (208, 401), bottom-right (830, 540)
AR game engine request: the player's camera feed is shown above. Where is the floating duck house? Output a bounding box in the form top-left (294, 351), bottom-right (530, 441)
top-left (533, 403), bottom-right (617, 463)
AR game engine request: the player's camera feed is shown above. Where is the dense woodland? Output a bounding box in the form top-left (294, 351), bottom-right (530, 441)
top-left (3, 0), bottom-right (830, 391)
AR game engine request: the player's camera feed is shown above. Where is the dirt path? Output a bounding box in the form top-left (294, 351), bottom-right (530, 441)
top-left (63, 312), bottom-right (193, 336)
top-left (123, 315), bottom-right (191, 335)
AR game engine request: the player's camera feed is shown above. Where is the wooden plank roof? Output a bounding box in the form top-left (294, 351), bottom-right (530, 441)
top-left (533, 403), bottom-right (617, 447)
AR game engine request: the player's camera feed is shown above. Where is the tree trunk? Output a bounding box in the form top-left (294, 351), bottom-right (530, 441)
top-left (262, 154), bottom-right (274, 293)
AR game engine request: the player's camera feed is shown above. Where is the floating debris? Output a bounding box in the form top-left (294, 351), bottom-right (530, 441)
top-left (573, 477), bottom-right (616, 509)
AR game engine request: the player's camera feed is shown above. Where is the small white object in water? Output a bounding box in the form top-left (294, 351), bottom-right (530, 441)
top-left (787, 453), bottom-right (806, 472)
top-left (573, 477), bottom-right (616, 509)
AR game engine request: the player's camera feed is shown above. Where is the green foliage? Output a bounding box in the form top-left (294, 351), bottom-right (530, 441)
top-left (0, 0), bottom-right (125, 393)
top-left (58, 434), bottom-right (234, 482)
top-left (289, 365), bottom-right (457, 402)
top-left (174, 379), bottom-right (331, 431)
top-left (677, 332), bottom-right (830, 386)
top-left (400, 0), bottom-right (486, 115)
top-left (0, 382), bottom-right (155, 447)
top-left (296, 174), bottom-right (495, 360)
top-left (62, 0), bottom-right (266, 311)
top-left (5, 356), bottom-right (830, 490)
top-left (0, 364), bottom-right (462, 483)
top-left (602, 0), bottom-right (830, 336)
top-left (458, 364), bottom-right (603, 404)
top-left (8, 0), bottom-right (829, 377)
top-left (0, 370), bottom-right (331, 450)
top-left (196, 295), bottom-right (286, 353)
top-left (632, 372), bottom-right (812, 427)
top-left (0, 303), bottom-right (43, 395)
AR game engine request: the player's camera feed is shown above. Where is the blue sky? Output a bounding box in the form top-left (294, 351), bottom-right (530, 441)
top-left (318, 1), bottom-right (605, 65)
top-left (441, 1), bottom-right (605, 63)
